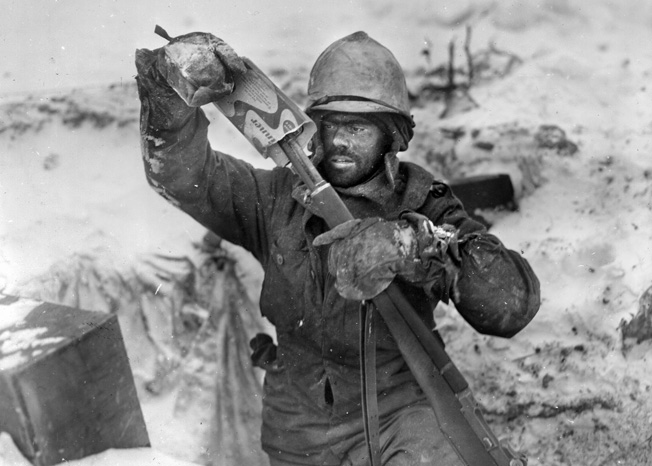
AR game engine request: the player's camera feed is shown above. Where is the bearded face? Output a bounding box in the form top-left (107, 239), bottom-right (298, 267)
top-left (318, 112), bottom-right (390, 188)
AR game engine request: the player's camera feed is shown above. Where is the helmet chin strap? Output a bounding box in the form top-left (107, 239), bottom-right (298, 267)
top-left (383, 141), bottom-right (401, 191)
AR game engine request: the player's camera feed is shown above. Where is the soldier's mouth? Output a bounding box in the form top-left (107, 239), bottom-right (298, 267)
top-left (328, 156), bottom-right (355, 168)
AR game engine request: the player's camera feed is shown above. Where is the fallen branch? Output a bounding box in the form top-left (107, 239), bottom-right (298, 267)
top-left (464, 25), bottom-right (474, 84)
top-left (483, 396), bottom-right (618, 422)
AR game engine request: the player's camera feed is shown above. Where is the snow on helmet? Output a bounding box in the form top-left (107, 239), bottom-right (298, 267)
top-left (305, 31), bottom-right (413, 124)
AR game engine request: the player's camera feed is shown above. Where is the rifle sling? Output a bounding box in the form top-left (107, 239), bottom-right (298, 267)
top-left (359, 301), bottom-right (381, 465)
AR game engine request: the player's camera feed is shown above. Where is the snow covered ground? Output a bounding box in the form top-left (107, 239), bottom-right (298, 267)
top-left (2, 1), bottom-right (652, 465)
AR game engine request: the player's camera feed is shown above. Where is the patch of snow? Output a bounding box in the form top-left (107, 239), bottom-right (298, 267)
top-left (0, 297), bottom-right (40, 331)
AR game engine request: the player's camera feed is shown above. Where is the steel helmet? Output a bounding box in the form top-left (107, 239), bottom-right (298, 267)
top-left (305, 31), bottom-right (413, 124)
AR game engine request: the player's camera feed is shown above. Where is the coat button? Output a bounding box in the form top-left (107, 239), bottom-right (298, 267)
top-left (276, 253), bottom-right (284, 265)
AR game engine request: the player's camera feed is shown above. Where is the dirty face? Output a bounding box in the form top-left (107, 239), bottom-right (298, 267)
top-left (318, 112), bottom-right (389, 188)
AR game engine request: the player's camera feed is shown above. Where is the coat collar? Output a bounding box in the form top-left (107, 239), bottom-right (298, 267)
top-left (291, 161), bottom-right (434, 223)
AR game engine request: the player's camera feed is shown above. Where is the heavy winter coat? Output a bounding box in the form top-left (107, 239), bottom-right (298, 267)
top-left (135, 51), bottom-right (540, 464)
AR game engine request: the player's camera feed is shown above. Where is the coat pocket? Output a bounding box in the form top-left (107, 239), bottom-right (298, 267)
top-left (260, 233), bottom-right (310, 331)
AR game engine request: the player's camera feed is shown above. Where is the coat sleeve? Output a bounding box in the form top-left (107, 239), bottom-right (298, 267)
top-left (424, 181), bottom-right (540, 338)
top-left (134, 47), bottom-right (276, 262)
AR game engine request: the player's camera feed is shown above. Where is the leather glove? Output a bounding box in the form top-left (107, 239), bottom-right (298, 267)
top-left (155, 31), bottom-right (246, 107)
top-left (249, 333), bottom-right (278, 371)
top-left (135, 32), bottom-right (245, 108)
top-left (135, 46), bottom-right (192, 131)
top-left (135, 32), bottom-right (246, 131)
top-left (401, 211), bottom-right (461, 302)
top-left (313, 216), bottom-right (460, 301)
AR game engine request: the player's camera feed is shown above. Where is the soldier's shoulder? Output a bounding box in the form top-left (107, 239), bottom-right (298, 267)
top-left (399, 161), bottom-right (452, 197)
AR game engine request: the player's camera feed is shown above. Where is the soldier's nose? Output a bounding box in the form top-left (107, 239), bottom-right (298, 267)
top-left (332, 127), bottom-right (352, 149)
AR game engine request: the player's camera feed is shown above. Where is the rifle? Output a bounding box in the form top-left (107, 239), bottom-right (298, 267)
top-left (154, 26), bottom-right (526, 466)
top-left (279, 136), bottom-right (526, 466)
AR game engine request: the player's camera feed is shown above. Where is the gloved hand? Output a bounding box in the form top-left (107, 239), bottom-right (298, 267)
top-left (249, 333), bottom-right (278, 371)
top-left (135, 32), bottom-right (246, 132)
top-left (155, 31), bottom-right (246, 107)
top-left (313, 215), bottom-right (460, 301)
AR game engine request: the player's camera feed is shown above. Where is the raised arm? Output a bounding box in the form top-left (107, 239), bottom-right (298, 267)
top-left (134, 32), bottom-right (276, 260)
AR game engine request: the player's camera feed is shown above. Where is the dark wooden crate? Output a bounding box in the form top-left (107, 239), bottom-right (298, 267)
top-left (0, 294), bottom-right (149, 465)
top-left (449, 174), bottom-right (516, 226)
top-left (449, 173), bottom-right (516, 212)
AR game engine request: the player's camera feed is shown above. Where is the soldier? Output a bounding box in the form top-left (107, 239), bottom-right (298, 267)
top-left (135, 31), bottom-right (540, 466)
